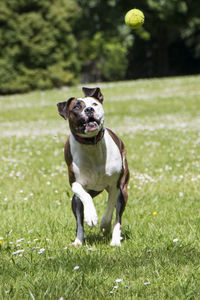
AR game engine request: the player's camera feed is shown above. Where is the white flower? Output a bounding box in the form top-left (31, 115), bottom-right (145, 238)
top-left (16, 238), bottom-right (24, 243)
top-left (12, 250), bottom-right (24, 255)
top-left (115, 278), bottom-right (123, 283)
top-left (38, 248), bottom-right (45, 254)
top-left (173, 238), bottom-right (179, 243)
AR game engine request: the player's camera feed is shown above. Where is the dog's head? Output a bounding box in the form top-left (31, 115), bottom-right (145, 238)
top-left (57, 87), bottom-right (104, 138)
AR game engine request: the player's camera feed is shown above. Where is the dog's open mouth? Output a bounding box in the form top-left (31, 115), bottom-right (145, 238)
top-left (85, 117), bottom-right (99, 132)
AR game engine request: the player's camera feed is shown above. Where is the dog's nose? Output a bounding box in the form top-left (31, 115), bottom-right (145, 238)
top-left (85, 107), bottom-right (94, 114)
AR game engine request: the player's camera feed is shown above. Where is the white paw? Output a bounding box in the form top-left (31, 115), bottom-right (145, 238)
top-left (84, 204), bottom-right (98, 227)
top-left (110, 222), bottom-right (122, 247)
top-left (70, 238), bottom-right (83, 247)
top-left (110, 240), bottom-right (121, 247)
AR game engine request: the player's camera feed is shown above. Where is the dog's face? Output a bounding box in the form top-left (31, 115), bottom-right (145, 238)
top-left (57, 87), bottom-right (104, 138)
top-left (66, 96), bottom-right (104, 137)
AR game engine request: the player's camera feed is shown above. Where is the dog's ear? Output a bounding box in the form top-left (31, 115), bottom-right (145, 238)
top-left (82, 87), bottom-right (104, 103)
top-left (57, 97), bottom-right (75, 120)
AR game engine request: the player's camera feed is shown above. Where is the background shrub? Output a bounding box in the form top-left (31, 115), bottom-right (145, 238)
top-left (0, 0), bottom-right (81, 94)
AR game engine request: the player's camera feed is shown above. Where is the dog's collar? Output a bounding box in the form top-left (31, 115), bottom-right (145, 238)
top-left (72, 127), bottom-right (105, 145)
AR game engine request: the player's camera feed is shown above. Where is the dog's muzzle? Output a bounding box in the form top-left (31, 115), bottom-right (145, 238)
top-left (83, 107), bottom-right (100, 133)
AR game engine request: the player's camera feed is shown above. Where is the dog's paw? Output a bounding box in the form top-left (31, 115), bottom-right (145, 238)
top-left (110, 240), bottom-right (121, 247)
top-left (110, 223), bottom-right (122, 247)
top-left (69, 238), bottom-right (83, 247)
top-left (84, 204), bottom-right (98, 227)
top-left (100, 219), bottom-right (111, 236)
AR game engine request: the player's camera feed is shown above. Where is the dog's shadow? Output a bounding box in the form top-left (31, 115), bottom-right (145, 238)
top-left (83, 225), bottom-right (131, 246)
top-left (84, 232), bottom-right (107, 246)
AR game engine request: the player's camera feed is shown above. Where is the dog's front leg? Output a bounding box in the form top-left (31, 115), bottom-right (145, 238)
top-left (72, 182), bottom-right (98, 227)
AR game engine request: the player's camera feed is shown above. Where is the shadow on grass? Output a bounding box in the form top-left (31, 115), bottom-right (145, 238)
top-left (2, 241), bottom-right (199, 293)
top-left (53, 243), bottom-right (200, 273)
top-left (83, 225), bottom-right (132, 246)
top-left (84, 232), bottom-right (107, 245)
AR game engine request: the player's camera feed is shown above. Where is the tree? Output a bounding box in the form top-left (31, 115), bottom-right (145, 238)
top-left (75, 0), bottom-right (200, 80)
top-left (122, 0), bottom-right (200, 78)
top-left (75, 0), bottom-right (133, 82)
top-left (0, 0), bottom-right (81, 94)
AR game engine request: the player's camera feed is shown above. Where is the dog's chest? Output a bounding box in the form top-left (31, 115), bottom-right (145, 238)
top-left (70, 131), bottom-right (122, 190)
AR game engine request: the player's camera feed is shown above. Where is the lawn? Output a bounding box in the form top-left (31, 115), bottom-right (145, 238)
top-left (0, 75), bottom-right (200, 299)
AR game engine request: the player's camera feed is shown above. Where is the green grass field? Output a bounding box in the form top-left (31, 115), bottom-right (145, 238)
top-left (0, 75), bottom-right (200, 299)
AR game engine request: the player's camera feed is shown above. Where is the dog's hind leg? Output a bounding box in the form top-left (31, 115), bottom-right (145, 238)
top-left (110, 189), bottom-right (126, 247)
top-left (111, 155), bottom-right (129, 246)
top-left (71, 194), bottom-right (84, 246)
top-left (100, 186), bottom-right (119, 237)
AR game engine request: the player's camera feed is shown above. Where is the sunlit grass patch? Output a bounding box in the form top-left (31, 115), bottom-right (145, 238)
top-left (0, 75), bottom-right (200, 299)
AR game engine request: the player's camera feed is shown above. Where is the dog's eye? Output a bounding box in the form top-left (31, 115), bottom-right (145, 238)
top-left (73, 103), bottom-right (81, 110)
top-left (92, 102), bottom-right (98, 106)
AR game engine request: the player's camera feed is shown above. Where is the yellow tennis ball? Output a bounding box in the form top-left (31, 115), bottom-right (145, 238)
top-left (125, 8), bottom-right (145, 29)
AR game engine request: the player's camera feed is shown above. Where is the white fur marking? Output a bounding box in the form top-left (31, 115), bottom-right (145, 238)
top-left (77, 97), bottom-right (105, 137)
top-left (72, 182), bottom-right (98, 226)
top-left (110, 223), bottom-right (121, 247)
top-left (70, 130), bottom-right (122, 192)
top-left (70, 238), bottom-right (83, 247)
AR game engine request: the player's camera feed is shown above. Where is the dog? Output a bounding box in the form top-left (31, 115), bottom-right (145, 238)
top-left (57, 87), bottom-right (129, 246)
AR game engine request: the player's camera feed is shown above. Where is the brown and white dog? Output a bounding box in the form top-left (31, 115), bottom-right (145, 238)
top-left (57, 87), bottom-right (129, 246)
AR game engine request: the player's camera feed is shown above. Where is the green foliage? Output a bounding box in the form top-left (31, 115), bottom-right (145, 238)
top-left (129, 0), bottom-right (200, 77)
top-left (1, 0), bottom-right (200, 93)
top-left (0, 0), bottom-right (81, 94)
top-left (75, 0), bottom-right (134, 82)
top-left (98, 39), bottom-right (128, 81)
top-left (79, 32), bottom-right (131, 81)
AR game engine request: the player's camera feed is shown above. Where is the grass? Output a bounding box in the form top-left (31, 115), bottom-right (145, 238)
top-left (0, 75), bottom-right (200, 299)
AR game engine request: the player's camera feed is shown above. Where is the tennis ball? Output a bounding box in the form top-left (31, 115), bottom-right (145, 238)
top-left (125, 8), bottom-right (144, 29)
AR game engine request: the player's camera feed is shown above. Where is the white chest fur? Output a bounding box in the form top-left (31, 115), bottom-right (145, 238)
top-left (70, 130), bottom-right (122, 191)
